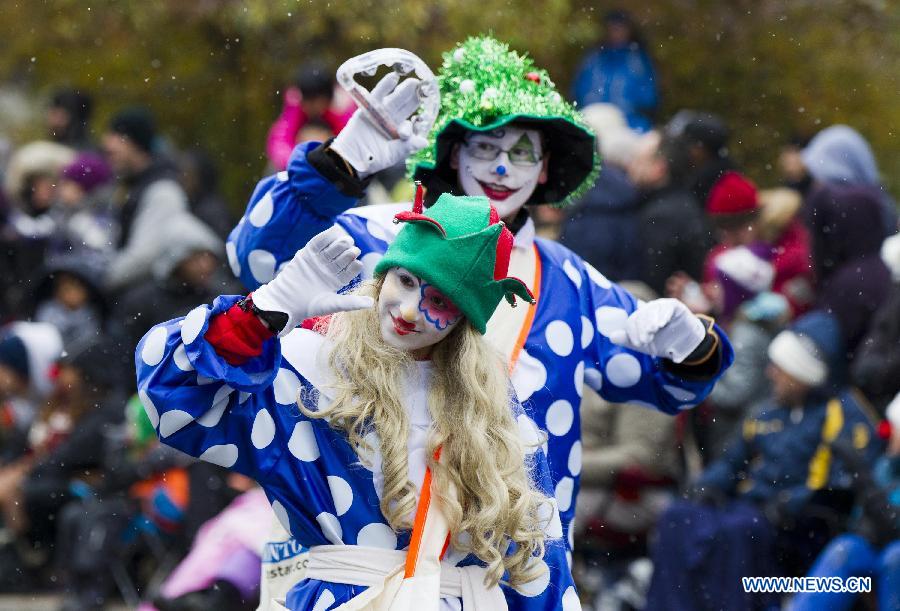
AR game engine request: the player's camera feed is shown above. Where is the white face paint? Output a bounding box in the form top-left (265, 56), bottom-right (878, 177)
top-left (377, 267), bottom-right (463, 357)
top-left (457, 126), bottom-right (545, 218)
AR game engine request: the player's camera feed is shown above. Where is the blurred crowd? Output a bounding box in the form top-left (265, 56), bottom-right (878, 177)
top-left (1, 10), bottom-right (900, 611)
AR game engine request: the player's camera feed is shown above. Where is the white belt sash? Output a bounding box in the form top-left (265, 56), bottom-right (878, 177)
top-left (304, 545), bottom-right (507, 610)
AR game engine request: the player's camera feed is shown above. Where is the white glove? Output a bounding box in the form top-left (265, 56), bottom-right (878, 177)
top-left (330, 72), bottom-right (429, 178)
top-left (251, 226), bottom-right (374, 337)
top-left (608, 298), bottom-right (707, 363)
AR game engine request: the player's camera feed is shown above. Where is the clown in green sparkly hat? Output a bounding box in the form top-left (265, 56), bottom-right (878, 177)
top-left (409, 36), bottom-right (599, 213)
top-left (375, 187), bottom-right (534, 334)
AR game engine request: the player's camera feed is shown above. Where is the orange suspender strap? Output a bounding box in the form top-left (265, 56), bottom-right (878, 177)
top-left (508, 243), bottom-right (542, 374)
top-left (404, 447), bottom-right (443, 579)
top-left (405, 246), bottom-right (542, 578)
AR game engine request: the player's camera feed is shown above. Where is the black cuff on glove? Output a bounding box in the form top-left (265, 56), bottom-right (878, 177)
top-left (307, 138), bottom-right (371, 199)
top-left (663, 315), bottom-right (723, 381)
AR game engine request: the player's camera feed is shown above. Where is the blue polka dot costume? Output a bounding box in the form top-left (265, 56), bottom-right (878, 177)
top-left (227, 143), bottom-right (735, 553)
top-left (136, 297), bottom-right (580, 610)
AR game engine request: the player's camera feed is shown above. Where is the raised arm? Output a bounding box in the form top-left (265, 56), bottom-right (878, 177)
top-left (229, 72), bottom-right (428, 290)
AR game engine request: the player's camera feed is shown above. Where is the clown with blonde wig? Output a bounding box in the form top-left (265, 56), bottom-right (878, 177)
top-left (136, 191), bottom-right (580, 609)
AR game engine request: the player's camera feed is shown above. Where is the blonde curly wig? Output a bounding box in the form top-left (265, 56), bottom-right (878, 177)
top-left (299, 277), bottom-right (550, 587)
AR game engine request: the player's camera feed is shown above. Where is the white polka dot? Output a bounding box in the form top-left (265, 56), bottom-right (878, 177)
top-left (172, 344), bottom-right (194, 372)
top-left (562, 585), bottom-right (581, 611)
top-left (288, 421), bottom-right (320, 462)
top-left (311, 589), bottom-right (335, 611)
top-left (239, 392), bottom-right (251, 404)
top-left (567, 550), bottom-right (573, 568)
top-left (555, 477), bottom-right (575, 512)
top-left (545, 400), bottom-right (574, 437)
top-left (356, 522), bottom-right (397, 549)
top-left (198, 385), bottom-right (234, 427)
top-left (514, 559), bottom-right (550, 597)
top-left (159, 410), bottom-right (194, 438)
top-left (360, 252), bottom-right (382, 279)
top-left (664, 384), bottom-right (697, 403)
top-left (274, 368), bottom-right (302, 405)
top-left (271, 500), bottom-right (291, 533)
top-left (538, 498), bottom-right (563, 538)
top-left (248, 249), bottom-right (277, 284)
top-left (585, 262), bottom-right (611, 288)
top-left (367, 219), bottom-right (388, 242)
top-left (327, 476), bottom-right (354, 516)
top-left (197, 374), bottom-right (215, 385)
top-left (568, 441), bottom-right (582, 476)
top-left (574, 361), bottom-right (585, 398)
top-left (580, 316), bottom-right (594, 350)
top-left (516, 414), bottom-right (544, 454)
top-left (276, 170), bottom-right (288, 182)
top-left (584, 367), bottom-right (603, 390)
top-left (511, 349), bottom-right (547, 401)
top-left (595, 306), bottom-right (629, 337)
top-left (141, 327), bottom-right (168, 366)
top-left (546, 320), bottom-right (574, 356)
top-left (181, 306), bottom-right (207, 345)
top-left (226, 241), bottom-right (241, 277)
top-left (251, 409), bottom-right (276, 449)
top-left (249, 191), bottom-right (274, 227)
top-left (562, 259), bottom-right (582, 288)
top-left (199, 443), bottom-right (238, 468)
top-left (568, 520), bottom-right (575, 550)
top-left (316, 512), bottom-right (343, 545)
top-left (138, 388), bottom-right (159, 429)
top-left (606, 353), bottom-right (642, 388)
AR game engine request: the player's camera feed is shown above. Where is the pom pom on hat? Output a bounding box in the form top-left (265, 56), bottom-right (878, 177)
top-left (707, 171), bottom-right (759, 216)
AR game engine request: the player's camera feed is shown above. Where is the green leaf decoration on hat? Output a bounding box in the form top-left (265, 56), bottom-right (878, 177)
top-left (410, 35), bottom-right (600, 207)
top-left (375, 190), bottom-right (534, 334)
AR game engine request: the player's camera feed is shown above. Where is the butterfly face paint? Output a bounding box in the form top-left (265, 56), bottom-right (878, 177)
top-left (378, 267), bottom-right (462, 356)
top-left (457, 126), bottom-right (546, 219)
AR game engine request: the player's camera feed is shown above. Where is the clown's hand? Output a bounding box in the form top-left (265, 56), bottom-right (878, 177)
top-left (251, 226), bottom-right (374, 337)
top-left (608, 298), bottom-right (707, 363)
top-left (330, 72), bottom-right (429, 178)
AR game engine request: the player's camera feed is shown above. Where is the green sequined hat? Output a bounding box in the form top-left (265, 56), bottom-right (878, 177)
top-left (410, 35), bottom-right (599, 207)
top-left (374, 188), bottom-right (534, 334)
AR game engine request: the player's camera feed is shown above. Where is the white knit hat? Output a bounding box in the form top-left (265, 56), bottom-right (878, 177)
top-left (767, 330), bottom-right (827, 387)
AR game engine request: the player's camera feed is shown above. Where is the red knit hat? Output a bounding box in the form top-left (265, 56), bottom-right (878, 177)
top-left (706, 171), bottom-right (759, 216)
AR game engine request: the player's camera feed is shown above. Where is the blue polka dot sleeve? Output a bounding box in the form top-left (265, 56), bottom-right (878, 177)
top-left (577, 258), bottom-right (734, 415)
top-left (227, 143), bottom-right (361, 290)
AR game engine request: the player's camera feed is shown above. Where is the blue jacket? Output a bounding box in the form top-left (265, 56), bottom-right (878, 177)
top-left (697, 389), bottom-right (882, 515)
top-left (571, 45), bottom-right (658, 132)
